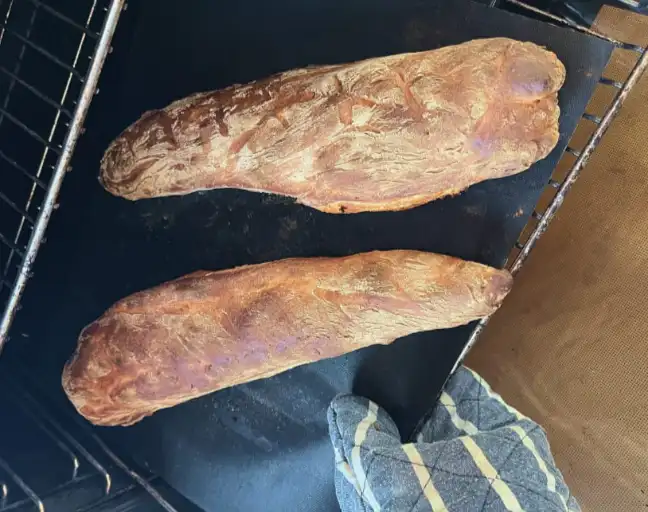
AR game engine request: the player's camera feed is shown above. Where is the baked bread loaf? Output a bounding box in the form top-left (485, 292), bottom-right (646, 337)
top-left (62, 251), bottom-right (512, 426)
top-left (100, 38), bottom-right (565, 213)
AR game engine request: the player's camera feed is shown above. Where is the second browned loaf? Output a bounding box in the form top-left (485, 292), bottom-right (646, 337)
top-left (100, 38), bottom-right (565, 213)
top-left (62, 251), bottom-right (512, 426)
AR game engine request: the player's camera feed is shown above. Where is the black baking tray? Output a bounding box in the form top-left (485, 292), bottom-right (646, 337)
top-left (3, 0), bottom-right (612, 510)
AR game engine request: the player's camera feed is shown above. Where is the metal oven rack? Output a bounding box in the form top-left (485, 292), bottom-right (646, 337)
top-left (455, 0), bottom-right (648, 369)
top-left (0, 0), bottom-right (123, 348)
top-left (0, 0), bottom-right (188, 510)
top-left (0, 368), bottom-right (184, 511)
top-left (0, 0), bottom-right (645, 511)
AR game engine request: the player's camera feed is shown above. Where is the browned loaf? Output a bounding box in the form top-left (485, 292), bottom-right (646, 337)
top-left (100, 38), bottom-right (565, 213)
top-left (62, 250), bottom-right (512, 426)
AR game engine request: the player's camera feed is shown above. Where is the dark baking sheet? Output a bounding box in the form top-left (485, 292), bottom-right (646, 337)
top-left (3, 0), bottom-right (612, 510)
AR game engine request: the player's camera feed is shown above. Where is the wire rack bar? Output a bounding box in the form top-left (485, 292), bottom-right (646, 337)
top-left (0, 2), bottom-right (34, 96)
top-left (453, 42), bottom-right (648, 373)
top-left (566, 146), bottom-right (581, 157)
top-left (0, 0), bottom-right (126, 350)
top-left (25, 0), bottom-right (100, 40)
top-left (0, 190), bottom-right (35, 225)
top-left (0, 231), bottom-right (24, 259)
top-left (0, 65), bottom-right (73, 118)
top-left (0, 149), bottom-right (47, 189)
top-left (503, 0), bottom-right (643, 49)
top-left (2, 373), bottom-right (113, 495)
top-left (0, 105), bottom-right (62, 153)
top-left (0, 456), bottom-right (44, 512)
top-left (0, 2), bottom-right (38, 146)
top-left (0, 0), bottom-right (101, 287)
top-left (4, 391), bottom-right (81, 480)
top-left (87, 434), bottom-right (179, 512)
top-left (9, 363), bottom-right (182, 512)
top-left (74, 482), bottom-right (141, 512)
top-left (583, 112), bottom-right (603, 124)
top-left (0, 21), bottom-right (84, 79)
top-left (0, 277), bottom-right (13, 290)
top-left (600, 76), bottom-right (624, 88)
top-left (0, 474), bottom-right (103, 512)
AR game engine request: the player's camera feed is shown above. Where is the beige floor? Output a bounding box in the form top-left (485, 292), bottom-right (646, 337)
top-left (467, 6), bottom-right (648, 512)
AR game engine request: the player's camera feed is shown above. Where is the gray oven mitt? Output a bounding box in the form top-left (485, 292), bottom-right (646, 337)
top-left (327, 366), bottom-right (580, 512)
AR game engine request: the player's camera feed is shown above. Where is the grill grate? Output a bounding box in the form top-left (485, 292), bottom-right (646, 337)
top-left (0, 1), bottom-right (186, 510)
top-left (454, 0), bottom-right (648, 369)
top-left (0, 372), bottom-right (110, 511)
top-left (0, 0), bottom-right (123, 350)
top-left (0, 367), bottom-right (187, 511)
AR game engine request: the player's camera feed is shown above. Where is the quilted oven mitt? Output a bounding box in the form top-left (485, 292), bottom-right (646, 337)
top-left (328, 366), bottom-right (580, 512)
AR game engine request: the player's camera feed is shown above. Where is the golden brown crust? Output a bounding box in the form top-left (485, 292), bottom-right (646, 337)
top-left (62, 251), bottom-right (512, 426)
top-left (100, 38), bottom-right (565, 213)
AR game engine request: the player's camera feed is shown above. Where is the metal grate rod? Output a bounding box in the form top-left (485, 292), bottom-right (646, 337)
top-left (0, 65), bottom-right (73, 117)
top-left (1, 0), bottom-right (102, 284)
top-left (0, 190), bottom-right (35, 225)
top-left (0, 149), bottom-right (47, 189)
top-left (75, 482), bottom-right (143, 512)
top-left (3, 389), bottom-right (81, 481)
top-left (453, 45), bottom-right (648, 373)
top-left (0, 22), bottom-right (84, 79)
top-left (88, 434), bottom-right (179, 512)
top-left (0, 457), bottom-right (44, 512)
top-left (25, 0), bottom-right (100, 40)
top-left (7, 376), bottom-right (113, 495)
top-left (503, 0), bottom-right (641, 49)
top-left (0, 231), bottom-right (24, 258)
top-left (566, 146), bottom-right (581, 157)
top-left (0, 0), bottom-right (18, 45)
top-left (0, 105), bottom-right (62, 153)
top-left (10, 363), bottom-right (188, 511)
top-left (600, 76), bottom-right (624, 88)
top-left (583, 112), bottom-right (602, 124)
top-left (0, 0), bottom-right (126, 350)
top-left (0, 3), bottom-right (40, 152)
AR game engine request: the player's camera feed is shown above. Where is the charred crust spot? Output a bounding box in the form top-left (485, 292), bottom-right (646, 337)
top-left (339, 205), bottom-right (347, 213)
top-left (157, 110), bottom-right (178, 147)
top-left (213, 109), bottom-right (229, 137)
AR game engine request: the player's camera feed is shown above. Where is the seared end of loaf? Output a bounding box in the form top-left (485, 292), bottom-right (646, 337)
top-left (99, 109), bottom-right (170, 201)
top-left (484, 270), bottom-right (513, 309)
top-left (99, 91), bottom-right (218, 201)
top-left (62, 317), bottom-right (160, 426)
top-left (61, 320), bottom-right (146, 426)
